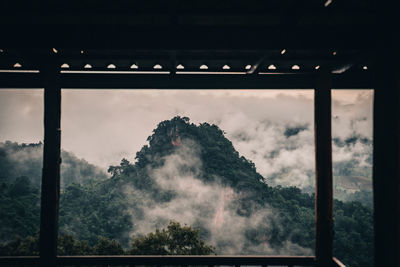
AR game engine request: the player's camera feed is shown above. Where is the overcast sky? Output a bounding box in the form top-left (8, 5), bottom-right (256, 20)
top-left (0, 89), bottom-right (373, 188)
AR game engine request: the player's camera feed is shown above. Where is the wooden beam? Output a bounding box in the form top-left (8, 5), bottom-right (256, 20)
top-left (57, 255), bottom-right (315, 265)
top-left (0, 71), bottom-right (373, 89)
top-left (0, 24), bottom-right (375, 50)
top-left (373, 55), bottom-right (400, 267)
top-left (0, 72), bottom-right (43, 88)
top-left (314, 68), bottom-right (333, 267)
top-left (0, 255), bottom-right (316, 266)
top-left (246, 56), bottom-right (265, 74)
top-left (333, 257), bottom-right (346, 267)
top-left (39, 59), bottom-right (61, 266)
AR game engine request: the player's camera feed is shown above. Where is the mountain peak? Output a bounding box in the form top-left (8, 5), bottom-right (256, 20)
top-left (133, 116), bottom-right (264, 192)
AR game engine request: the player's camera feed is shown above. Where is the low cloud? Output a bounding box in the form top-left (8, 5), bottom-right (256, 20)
top-left (0, 89), bottom-right (373, 190)
top-left (0, 141), bottom-right (106, 188)
top-left (122, 139), bottom-right (312, 255)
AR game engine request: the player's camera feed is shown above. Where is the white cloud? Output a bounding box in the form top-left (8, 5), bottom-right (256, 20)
top-left (0, 89), bottom-right (373, 189)
top-left (0, 89), bottom-right (44, 144)
top-left (123, 140), bottom-right (313, 255)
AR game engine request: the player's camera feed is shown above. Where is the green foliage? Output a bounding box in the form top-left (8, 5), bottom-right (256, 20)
top-left (0, 234), bottom-right (39, 256)
top-left (0, 177), bottom-right (40, 241)
top-left (58, 235), bottom-right (93, 255)
top-left (60, 150), bottom-right (108, 187)
top-left (333, 200), bottom-right (373, 266)
top-left (0, 118), bottom-right (373, 266)
top-left (0, 141), bottom-right (107, 188)
top-left (0, 223), bottom-right (213, 256)
top-left (284, 125), bottom-right (308, 138)
top-left (59, 180), bottom-right (132, 246)
top-left (130, 221), bottom-right (215, 255)
top-left (93, 236), bottom-right (124, 255)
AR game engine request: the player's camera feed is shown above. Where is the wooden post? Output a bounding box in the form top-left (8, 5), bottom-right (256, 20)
top-left (39, 59), bottom-right (61, 266)
top-left (373, 55), bottom-right (400, 267)
top-left (314, 68), bottom-right (333, 267)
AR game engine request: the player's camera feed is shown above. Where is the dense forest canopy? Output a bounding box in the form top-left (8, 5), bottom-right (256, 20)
top-left (0, 221), bottom-right (214, 256)
top-left (0, 117), bottom-right (373, 267)
top-left (0, 141), bottom-right (107, 188)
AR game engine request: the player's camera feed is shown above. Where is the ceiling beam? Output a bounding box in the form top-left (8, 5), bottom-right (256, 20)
top-left (0, 71), bottom-right (373, 89)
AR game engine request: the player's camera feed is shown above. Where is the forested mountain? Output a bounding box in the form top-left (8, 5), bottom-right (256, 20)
top-left (0, 117), bottom-right (373, 266)
top-left (0, 141), bottom-right (107, 187)
top-left (0, 141), bottom-right (107, 242)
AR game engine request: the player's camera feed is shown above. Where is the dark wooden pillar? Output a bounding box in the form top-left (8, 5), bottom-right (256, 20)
top-left (39, 59), bottom-right (61, 266)
top-left (314, 68), bottom-right (333, 267)
top-left (373, 55), bottom-right (400, 267)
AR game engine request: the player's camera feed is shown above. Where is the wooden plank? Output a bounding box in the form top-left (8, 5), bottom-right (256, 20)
top-left (332, 257), bottom-right (346, 267)
top-left (314, 68), bottom-right (333, 267)
top-left (0, 24), bottom-right (375, 50)
top-left (56, 255), bottom-right (316, 265)
top-left (39, 59), bottom-right (61, 267)
top-left (373, 55), bottom-right (400, 267)
top-left (0, 72), bottom-right (43, 88)
top-left (0, 72), bottom-right (373, 89)
top-left (0, 256), bottom-right (40, 265)
top-left (0, 255), bottom-right (316, 266)
top-left (246, 56), bottom-right (265, 74)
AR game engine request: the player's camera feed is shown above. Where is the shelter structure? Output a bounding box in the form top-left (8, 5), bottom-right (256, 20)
top-left (0, 1), bottom-right (399, 266)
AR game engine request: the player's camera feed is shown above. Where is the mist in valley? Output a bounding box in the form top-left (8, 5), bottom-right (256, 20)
top-left (0, 89), bottom-right (373, 265)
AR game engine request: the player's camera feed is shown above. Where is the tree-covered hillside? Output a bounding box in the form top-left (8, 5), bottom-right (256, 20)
top-left (0, 221), bottom-right (214, 256)
top-left (0, 141), bottom-right (107, 188)
top-left (0, 117), bottom-right (373, 266)
top-left (0, 141), bottom-right (107, 242)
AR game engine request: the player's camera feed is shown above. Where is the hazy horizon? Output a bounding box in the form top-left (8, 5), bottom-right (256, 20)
top-left (0, 88), bottom-right (374, 260)
top-left (0, 88), bottom-right (373, 189)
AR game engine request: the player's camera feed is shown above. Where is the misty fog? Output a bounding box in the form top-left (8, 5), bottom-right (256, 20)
top-left (0, 89), bottom-right (373, 191)
top-left (0, 88), bottom-right (373, 257)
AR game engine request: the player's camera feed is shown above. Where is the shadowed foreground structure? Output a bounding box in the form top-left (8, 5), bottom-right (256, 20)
top-left (0, 0), bottom-right (399, 266)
